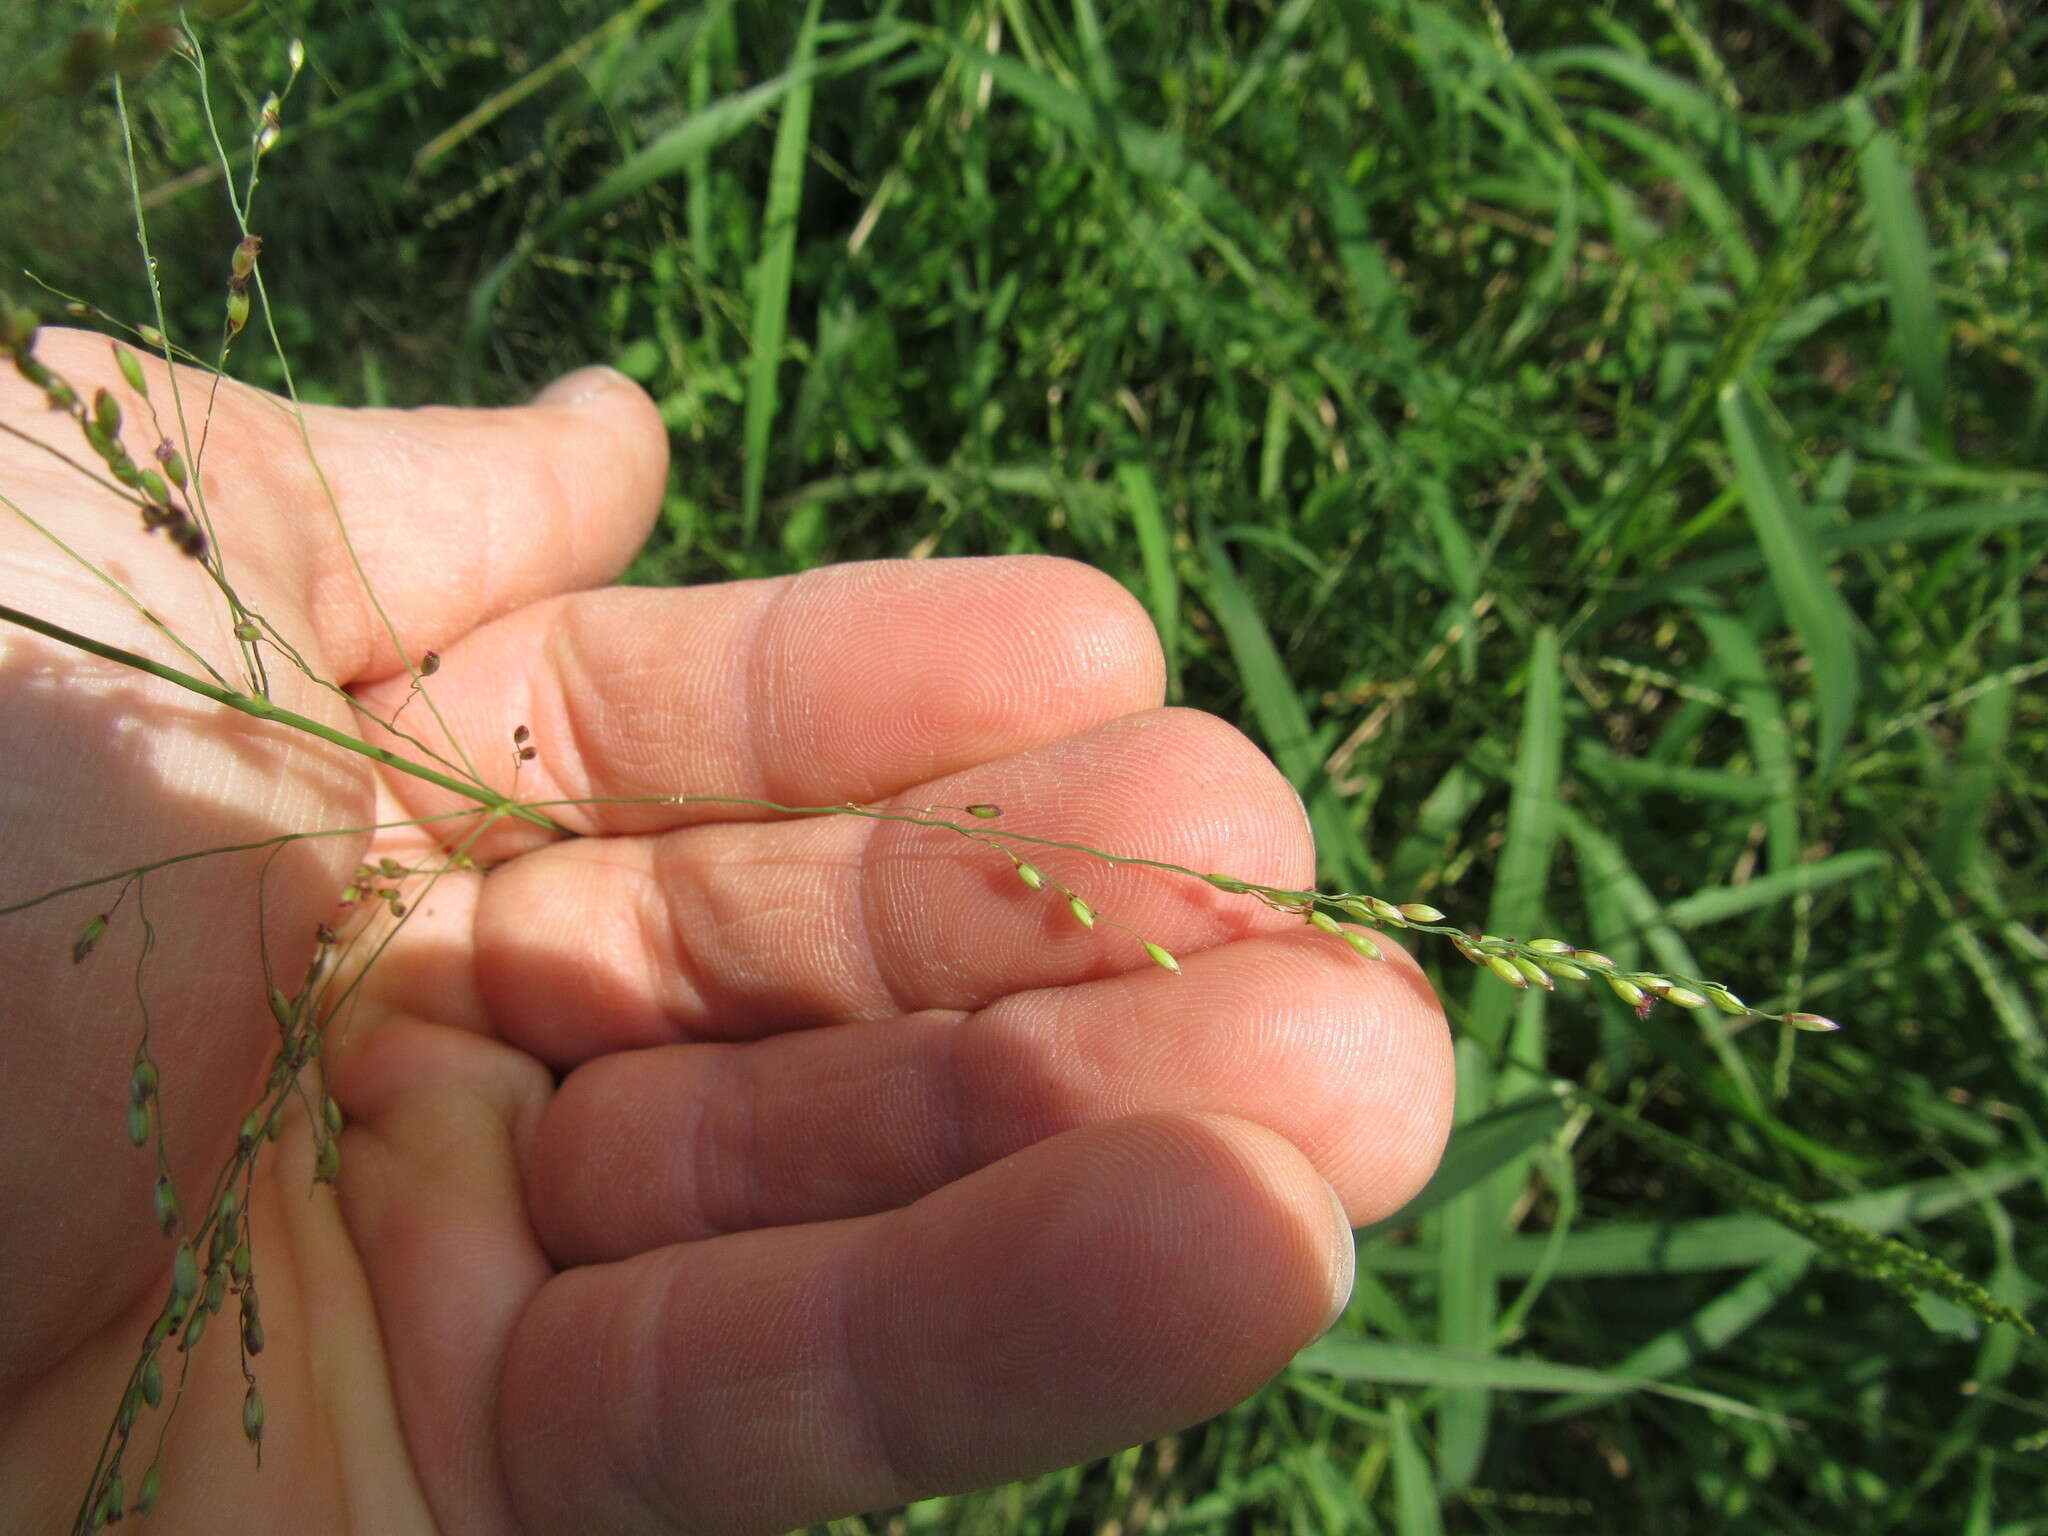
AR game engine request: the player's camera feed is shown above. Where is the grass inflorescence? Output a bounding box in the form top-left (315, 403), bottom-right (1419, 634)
top-left (2, 2), bottom-right (2043, 1532)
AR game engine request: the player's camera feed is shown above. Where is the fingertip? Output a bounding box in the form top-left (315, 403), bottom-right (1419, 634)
top-left (1318, 1175), bottom-right (1357, 1335)
top-left (531, 364), bottom-right (638, 410)
top-left (530, 362), bottom-right (670, 511)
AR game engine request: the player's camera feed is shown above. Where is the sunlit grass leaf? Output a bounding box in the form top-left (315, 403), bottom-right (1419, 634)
top-left (1115, 461), bottom-right (1181, 698)
top-left (740, 0), bottom-right (824, 543)
top-left (1662, 848), bottom-right (1888, 927)
top-left (1196, 535), bottom-right (1317, 789)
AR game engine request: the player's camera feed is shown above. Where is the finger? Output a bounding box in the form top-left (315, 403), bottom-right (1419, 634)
top-left (498, 1112), bottom-right (1355, 1536)
top-left (280, 366), bottom-right (669, 681)
top-left (330, 1016), bottom-right (558, 1534)
top-left (472, 704), bottom-right (1308, 1062)
top-left (526, 929), bottom-right (1452, 1266)
top-left (30, 330), bottom-right (668, 682)
top-left (355, 553), bottom-right (1166, 840)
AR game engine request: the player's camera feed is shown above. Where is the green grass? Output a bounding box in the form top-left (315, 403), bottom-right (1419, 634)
top-left (6, 0), bottom-right (2047, 1530)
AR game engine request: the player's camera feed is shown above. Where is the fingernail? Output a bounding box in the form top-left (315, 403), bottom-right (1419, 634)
top-left (1318, 1177), bottom-right (1356, 1338)
top-left (532, 365), bottom-right (629, 409)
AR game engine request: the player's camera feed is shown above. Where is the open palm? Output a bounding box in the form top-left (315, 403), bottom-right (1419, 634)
top-left (0, 333), bottom-right (1451, 1534)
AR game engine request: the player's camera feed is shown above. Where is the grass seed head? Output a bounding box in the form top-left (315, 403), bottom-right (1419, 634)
top-left (126, 1100), bottom-right (151, 1148)
top-left (73, 912), bottom-right (109, 964)
top-left (1014, 861), bottom-right (1045, 891)
top-left (1707, 985), bottom-right (1748, 1015)
top-left (0, 301), bottom-right (37, 351)
top-left (167, 516), bottom-right (208, 560)
top-left (93, 386), bottom-right (122, 437)
top-left (231, 235), bottom-right (264, 283)
top-left (154, 438), bottom-right (186, 488)
top-left (1397, 902), bottom-right (1446, 923)
top-left (1142, 940), bottom-right (1181, 974)
top-left (1308, 909), bottom-right (1342, 936)
top-left (113, 343), bottom-right (149, 397)
top-left (170, 1242), bottom-right (197, 1302)
top-left (1067, 895), bottom-right (1095, 929)
top-left (1484, 953), bottom-right (1529, 989)
top-left (1784, 1011), bottom-right (1842, 1033)
top-left (1662, 985), bottom-right (1710, 1010)
top-left (1344, 930), bottom-right (1384, 962)
top-left (242, 1383), bottom-right (265, 1449)
top-left (137, 1465), bottom-right (160, 1514)
top-left (1607, 974), bottom-right (1650, 1010)
top-left (153, 1175), bottom-right (181, 1236)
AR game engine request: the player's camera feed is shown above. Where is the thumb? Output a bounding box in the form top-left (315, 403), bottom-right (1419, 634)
top-left (268, 360), bottom-right (668, 683)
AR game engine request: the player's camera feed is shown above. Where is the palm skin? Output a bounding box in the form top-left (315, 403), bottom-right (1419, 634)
top-left (0, 332), bottom-right (1452, 1534)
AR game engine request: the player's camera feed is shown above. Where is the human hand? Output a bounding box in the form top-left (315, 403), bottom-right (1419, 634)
top-left (0, 331), bottom-right (1452, 1534)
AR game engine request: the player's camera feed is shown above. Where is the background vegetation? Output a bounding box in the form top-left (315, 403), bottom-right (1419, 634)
top-left (5, 1), bottom-right (2045, 1531)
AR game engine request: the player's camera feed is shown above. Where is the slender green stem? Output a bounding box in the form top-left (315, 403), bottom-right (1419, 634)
top-left (0, 806), bottom-right (503, 917)
top-left (0, 602), bottom-right (562, 833)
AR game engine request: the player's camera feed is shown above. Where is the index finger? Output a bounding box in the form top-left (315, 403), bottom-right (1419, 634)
top-left (354, 554), bottom-right (1170, 838)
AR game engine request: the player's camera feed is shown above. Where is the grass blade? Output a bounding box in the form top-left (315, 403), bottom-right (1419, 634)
top-left (464, 28), bottom-right (903, 353)
top-left (1530, 1251), bottom-right (1813, 1421)
top-left (1436, 628), bottom-right (1564, 1489)
top-left (1717, 379), bottom-right (1862, 773)
top-left (1299, 1339), bottom-right (1784, 1423)
top-left (1362, 1160), bottom-right (2041, 1278)
top-left (1115, 462), bottom-right (1181, 699)
top-left (1661, 849), bottom-right (1889, 927)
top-left (1197, 535), bottom-right (1318, 789)
top-left (1845, 97), bottom-right (1947, 447)
top-left (740, 0), bottom-right (825, 543)
top-left (1360, 1093), bottom-right (1569, 1240)
top-left (1470, 627), bottom-right (1564, 1055)
top-left (1385, 1398), bottom-right (1442, 1536)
